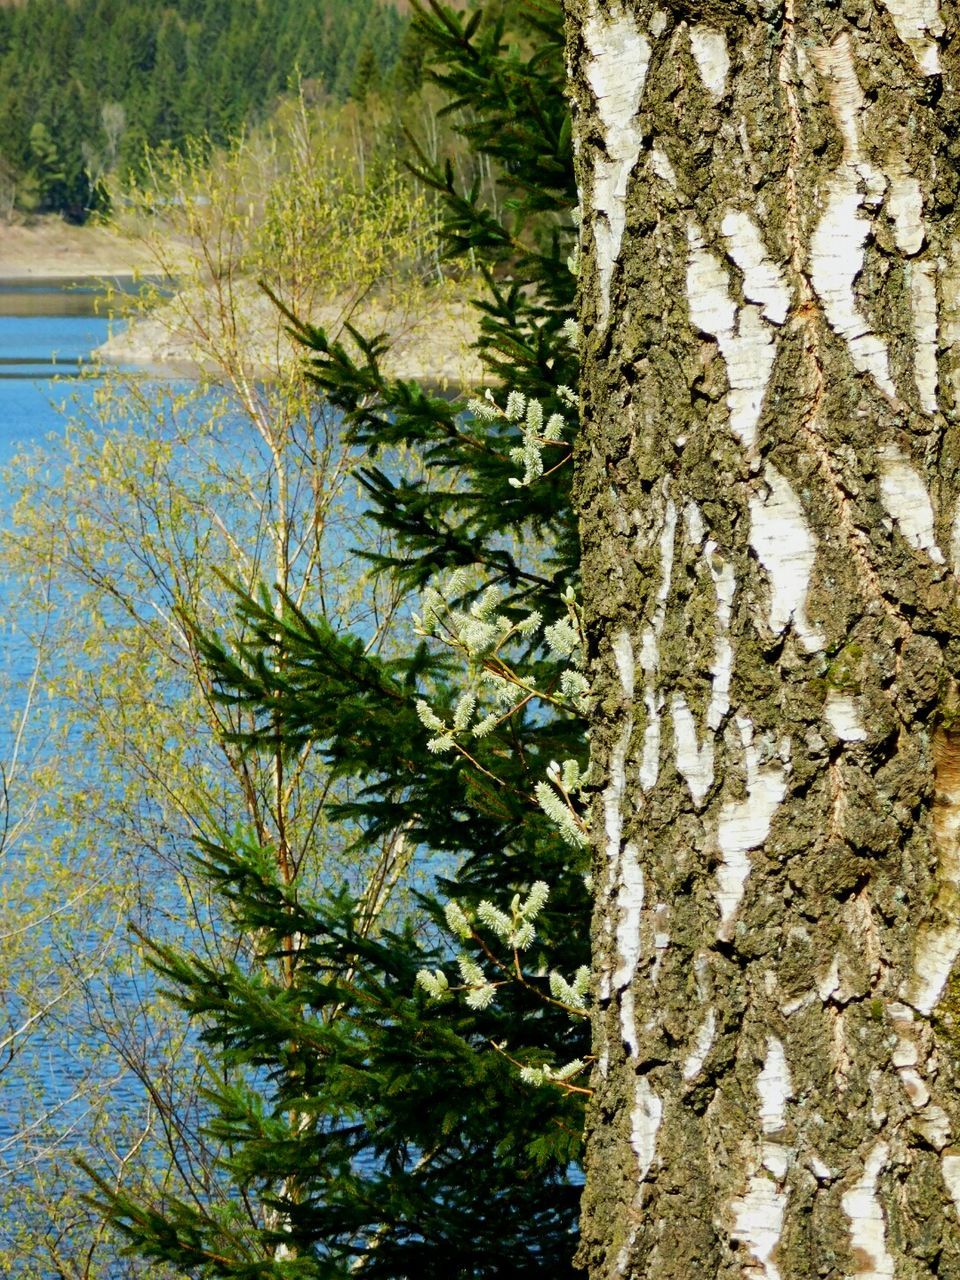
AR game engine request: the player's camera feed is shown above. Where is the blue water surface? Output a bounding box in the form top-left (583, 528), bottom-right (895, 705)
top-left (0, 278), bottom-right (117, 459)
top-left (0, 281), bottom-right (159, 1272)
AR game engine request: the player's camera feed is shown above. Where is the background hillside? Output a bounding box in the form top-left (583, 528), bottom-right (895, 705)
top-left (0, 0), bottom-right (413, 219)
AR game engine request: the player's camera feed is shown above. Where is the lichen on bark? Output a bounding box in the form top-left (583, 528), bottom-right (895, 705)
top-left (565, 0), bottom-right (960, 1275)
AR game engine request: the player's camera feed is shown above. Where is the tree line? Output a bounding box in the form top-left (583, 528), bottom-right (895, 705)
top-left (0, 0), bottom-right (412, 220)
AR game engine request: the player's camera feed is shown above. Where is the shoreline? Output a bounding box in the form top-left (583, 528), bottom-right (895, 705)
top-left (94, 287), bottom-right (485, 386)
top-left (0, 218), bottom-right (162, 280)
top-left (0, 218), bottom-right (485, 387)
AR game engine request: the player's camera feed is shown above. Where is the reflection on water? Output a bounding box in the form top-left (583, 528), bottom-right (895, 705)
top-left (0, 276), bottom-right (145, 382)
top-left (0, 282), bottom-right (109, 379)
top-left (0, 279), bottom-right (117, 462)
top-left (0, 360), bottom-right (93, 379)
top-left (0, 277), bottom-right (120, 317)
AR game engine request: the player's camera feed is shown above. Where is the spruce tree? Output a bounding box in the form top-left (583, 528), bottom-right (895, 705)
top-left (88, 2), bottom-right (586, 1273)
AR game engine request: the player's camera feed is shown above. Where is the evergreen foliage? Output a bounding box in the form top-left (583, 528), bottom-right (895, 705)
top-left (90, 0), bottom-right (585, 1272)
top-left (0, 0), bottom-right (408, 219)
top-left (87, 837), bottom-right (582, 1277)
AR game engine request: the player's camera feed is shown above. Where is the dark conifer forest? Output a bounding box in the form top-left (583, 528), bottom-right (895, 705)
top-left (0, 0), bottom-right (409, 218)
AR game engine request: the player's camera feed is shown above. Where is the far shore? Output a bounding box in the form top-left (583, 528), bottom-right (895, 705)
top-left (0, 217), bottom-right (161, 280)
top-left (0, 216), bottom-right (485, 386)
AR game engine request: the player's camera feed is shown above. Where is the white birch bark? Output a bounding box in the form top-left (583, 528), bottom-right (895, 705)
top-left (567, 0), bottom-right (960, 1275)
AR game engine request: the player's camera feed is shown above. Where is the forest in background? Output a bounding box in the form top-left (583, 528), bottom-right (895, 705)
top-left (0, 0), bottom-right (415, 220)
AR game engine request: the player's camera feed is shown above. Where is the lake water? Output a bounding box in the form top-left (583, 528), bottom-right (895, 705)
top-left (0, 280), bottom-right (124, 728)
top-left (0, 283), bottom-right (394, 1272)
top-left (0, 276), bottom-right (120, 708)
top-left (0, 275), bottom-right (170, 443)
top-left (0, 278), bottom-right (118, 447)
top-left (0, 281), bottom-right (164, 1273)
top-left (0, 281), bottom-right (380, 1272)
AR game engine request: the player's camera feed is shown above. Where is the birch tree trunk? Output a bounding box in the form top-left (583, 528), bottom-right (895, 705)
top-left (565, 2), bottom-right (960, 1275)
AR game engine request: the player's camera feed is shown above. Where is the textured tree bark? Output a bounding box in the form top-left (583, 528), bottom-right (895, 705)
top-left (566, 1), bottom-right (960, 1275)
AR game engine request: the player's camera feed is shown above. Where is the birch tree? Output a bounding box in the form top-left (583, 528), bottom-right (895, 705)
top-left (566, 1), bottom-right (960, 1274)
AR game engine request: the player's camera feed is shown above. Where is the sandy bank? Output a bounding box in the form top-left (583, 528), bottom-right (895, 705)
top-left (96, 278), bottom-right (486, 388)
top-left (0, 216), bottom-right (162, 279)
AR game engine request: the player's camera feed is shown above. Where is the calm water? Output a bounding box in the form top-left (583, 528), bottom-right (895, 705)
top-left (0, 283), bottom-right (357, 1271)
top-left (0, 282), bottom-right (157, 1271)
top-left (0, 278), bottom-right (119, 456)
top-left (0, 280), bottom-right (118, 705)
